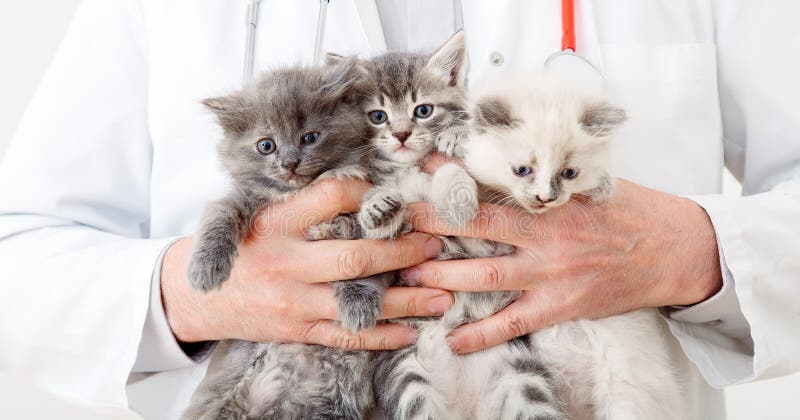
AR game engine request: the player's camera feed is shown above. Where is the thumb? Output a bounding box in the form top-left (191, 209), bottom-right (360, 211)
top-left (254, 178), bottom-right (372, 236)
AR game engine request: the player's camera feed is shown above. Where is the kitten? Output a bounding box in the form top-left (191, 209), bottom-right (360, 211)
top-left (464, 73), bottom-right (689, 420)
top-left (187, 60), bottom-right (372, 292)
top-left (184, 62), bottom-right (380, 419)
top-left (340, 32), bottom-right (566, 420)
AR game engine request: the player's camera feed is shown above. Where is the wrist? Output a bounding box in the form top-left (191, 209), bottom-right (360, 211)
top-left (668, 196), bottom-right (724, 306)
top-left (160, 237), bottom-right (212, 343)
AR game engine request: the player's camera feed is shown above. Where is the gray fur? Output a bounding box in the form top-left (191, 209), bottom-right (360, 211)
top-left (474, 97), bottom-right (520, 132)
top-left (184, 340), bottom-right (374, 420)
top-left (580, 101), bottom-right (627, 137)
top-left (184, 60), bottom-right (378, 419)
top-left (188, 60), bottom-right (373, 291)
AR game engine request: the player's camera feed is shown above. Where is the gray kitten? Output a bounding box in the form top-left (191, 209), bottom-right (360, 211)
top-left (184, 62), bottom-right (380, 419)
top-left (340, 32), bottom-right (566, 419)
top-left (187, 61), bottom-right (373, 292)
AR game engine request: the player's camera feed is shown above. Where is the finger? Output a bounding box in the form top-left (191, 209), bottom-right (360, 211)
top-left (379, 287), bottom-right (454, 319)
top-left (290, 232), bottom-right (443, 282)
top-left (446, 293), bottom-right (556, 354)
top-left (421, 152), bottom-right (464, 174)
top-left (407, 202), bottom-right (538, 247)
top-left (400, 256), bottom-right (536, 292)
top-left (254, 179), bottom-right (372, 236)
top-left (297, 284), bottom-right (454, 320)
top-left (301, 319), bottom-right (418, 350)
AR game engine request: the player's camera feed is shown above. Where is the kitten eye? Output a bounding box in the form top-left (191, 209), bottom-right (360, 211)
top-left (560, 168), bottom-right (579, 179)
top-left (369, 110), bottom-right (387, 124)
top-left (256, 138), bottom-right (276, 155)
top-left (513, 165), bottom-right (533, 177)
top-left (414, 104), bottom-right (434, 119)
top-left (301, 131), bottom-right (319, 145)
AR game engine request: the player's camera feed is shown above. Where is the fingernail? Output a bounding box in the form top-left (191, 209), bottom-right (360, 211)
top-left (427, 294), bottom-right (453, 314)
top-left (446, 333), bottom-right (462, 354)
top-left (424, 236), bottom-right (442, 258)
top-left (401, 267), bottom-right (420, 285)
top-left (404, 330), bottom-right (419, 345)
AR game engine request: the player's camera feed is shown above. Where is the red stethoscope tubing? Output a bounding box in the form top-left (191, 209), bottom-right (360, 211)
top-left (561, 0), bottom-right (576, 52)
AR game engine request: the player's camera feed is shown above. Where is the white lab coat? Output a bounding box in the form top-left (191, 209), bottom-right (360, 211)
top-left (1, 0), bottom-right (799, 419)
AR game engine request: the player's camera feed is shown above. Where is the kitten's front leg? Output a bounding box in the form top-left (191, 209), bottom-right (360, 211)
top-left (430, 163), bottom-right (479, 228)
top-left (305, 214), bottom-right (360, 241)
top-left (188, 194), bottom-right (259, 291)
top-left (334, 272), bottom-right (394, 332)
top-left (357, 186), bottom-right (409, 240)
top-left (436, 123), bottom-right (469, 158)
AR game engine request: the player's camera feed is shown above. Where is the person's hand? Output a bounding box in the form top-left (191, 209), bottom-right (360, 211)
top-left (161, 179), bottom-right (452, 350)
top-left (402, 177), bottom-right (722, 354)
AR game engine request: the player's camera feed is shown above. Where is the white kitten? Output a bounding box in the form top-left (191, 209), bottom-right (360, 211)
top-left (463, 73), bottom-right (692, 420)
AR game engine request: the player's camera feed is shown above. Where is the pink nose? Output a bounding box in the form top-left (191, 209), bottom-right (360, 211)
top-left (281, 160), bottom-right (298, 173)
top-left (537, 195), bottom-right (555, 204)
top-left (392, 131), bottom-right (411, 143)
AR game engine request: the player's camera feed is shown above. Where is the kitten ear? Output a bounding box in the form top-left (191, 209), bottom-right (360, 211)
top-left (324, 52), bottom-right (347, 66)
top-left (474, 97), bottom-right (519, 133)
top-left (426, 30), bottom-right (467, 87)
top-left (580, 102), bottom-right (627, 137)
top-left (320, 56), bottom-right (368, 101)
top-left (202, 94), bottom-right (250, 136)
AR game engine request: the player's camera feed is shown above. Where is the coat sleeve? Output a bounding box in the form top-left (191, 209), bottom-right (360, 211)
top-left (0, 0), bottom-right (188, 408)
top-left (664, 1), bottom-right (800, 388)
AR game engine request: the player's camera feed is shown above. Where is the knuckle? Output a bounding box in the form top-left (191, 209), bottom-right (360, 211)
top-left (473, 326), bottom-right (491, 348)
top-left (502, 312), bottom-right (530, 338)
top-left (333, 331), bottom-right (364, 350)
top-left (404, 296), bottom-right (419, 317)
top-left (269, 299), bottom-right (292, 318)
top-left (477, 262), bottom-right (504, 290)
top-left (337, 247), bottom-right (371, 278)
top-left (318, 181), bottom-right (348, 205)
top-left (428, 269), bottom-right (445, 288)
top-left (300, 320), bottom-right (324, 343)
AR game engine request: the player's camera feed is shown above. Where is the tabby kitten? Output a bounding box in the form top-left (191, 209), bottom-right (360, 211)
top-left (339, 32), bottom-right (566, 420)
top-left (464, 73), bottom-right (689, 420)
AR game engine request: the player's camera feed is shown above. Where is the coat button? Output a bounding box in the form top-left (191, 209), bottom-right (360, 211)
top-left (489, 52), bottom-right (505, 66)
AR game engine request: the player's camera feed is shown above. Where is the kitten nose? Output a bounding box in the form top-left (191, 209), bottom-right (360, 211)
top-left (392, 131), bottom-right (412, 143)
top-left (281, 160), bottom-right (299, 173)
top-left (537, 195), bottom-right (555, 204)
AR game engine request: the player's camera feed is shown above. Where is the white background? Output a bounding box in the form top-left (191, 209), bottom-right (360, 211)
top-left (1, 1), bottom-right (798, 419)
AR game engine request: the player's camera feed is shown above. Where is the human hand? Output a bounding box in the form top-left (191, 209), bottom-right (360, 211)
top-left (161, 179), bottom-right (453, 350)
top-left (402, 178), bottom-right (722, 354)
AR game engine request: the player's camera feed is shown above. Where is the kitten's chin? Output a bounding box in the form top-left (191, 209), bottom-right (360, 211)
top-left (276, 174), bottom-right (313, 189)
top-left (384, 148), bottom-right (426, 164)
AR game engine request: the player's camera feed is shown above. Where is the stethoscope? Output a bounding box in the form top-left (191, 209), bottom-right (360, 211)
top-left (243, 0), bottom-right (331, 82)
top-left (243, 0), bottom-right (603, 92)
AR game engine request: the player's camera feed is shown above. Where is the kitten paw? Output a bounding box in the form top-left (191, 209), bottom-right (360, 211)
top-left (187, 241), bottom-right (237, 292)
top-left (358, 191), bottom-right (408, 239)
top-left (306, 214), bottom-right (360, 240)
top-left (336, 284), bottom-right (384, 332)
top-left (431, 164), bottom-right (479, 228)
top-left (436, 125), bottom-right (468, 157)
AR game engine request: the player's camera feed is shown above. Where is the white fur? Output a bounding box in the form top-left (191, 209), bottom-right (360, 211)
top-left (462, 73), bottom-right (692, 419)
top-left (465, 73), bottom-right (615, 212)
